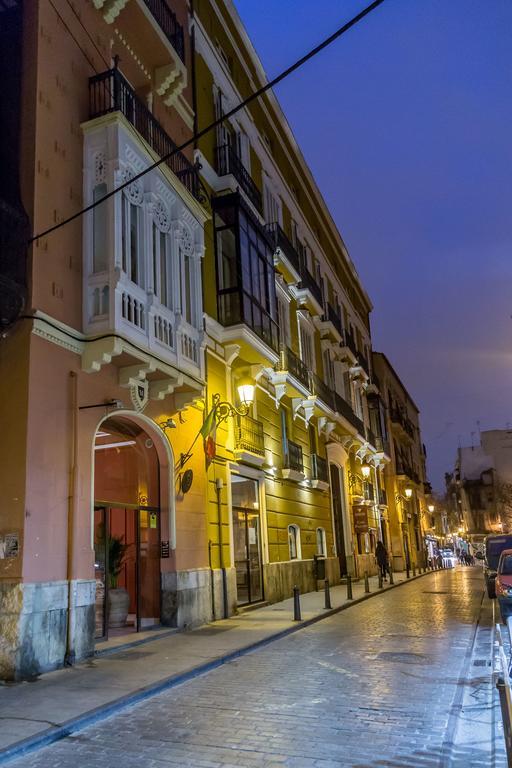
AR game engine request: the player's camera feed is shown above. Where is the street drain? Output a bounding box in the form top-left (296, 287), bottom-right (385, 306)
top-left (473, 660), bottom-right (491, 667)
top-left (377, 652), bottom-right (430, 665)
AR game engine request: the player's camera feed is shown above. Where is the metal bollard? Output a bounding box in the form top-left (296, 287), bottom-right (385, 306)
top-left (324, 578), bottom-right (332, 610)
top-left (378, 572), bottom-right (383, 589)
top-left (412, 563), bottom-right (416, 577)
top-left (293, 586), bottom-right (301, 621)
top-left (389, 569), bottom-right (394, 585)
top-left (406, 564), bottom-right (410, 579)
top-left (346, 574), bottom-right (353, 600)
top-left (364, 571), bottom-right (370, 593)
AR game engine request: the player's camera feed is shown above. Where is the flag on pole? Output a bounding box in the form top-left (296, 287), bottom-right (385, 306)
top-left (200, 407), bottom-right (217, 467)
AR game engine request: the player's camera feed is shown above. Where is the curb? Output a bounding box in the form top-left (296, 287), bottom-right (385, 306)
top-left (0, 569), bottom-right (433, 765)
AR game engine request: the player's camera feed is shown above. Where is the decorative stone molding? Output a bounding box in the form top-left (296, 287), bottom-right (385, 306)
top-left (92, 0), bottom-right (130, 24)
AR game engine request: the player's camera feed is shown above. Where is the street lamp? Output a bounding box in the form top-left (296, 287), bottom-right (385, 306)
top-left (428, 504), bottom-right (435, 513)
top-left (361, 463), bottom-right (371, 479)
top-left (404, 487), bottom-right (413, 499)
top-left (211, 379), bottom-right (255, 424)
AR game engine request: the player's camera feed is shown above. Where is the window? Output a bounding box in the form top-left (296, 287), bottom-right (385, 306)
top-left (316, 527), bottom-right (326, 556)
top-left (276, 292), bottom-right (290, 347)
top-left (152, 223), bottom-right (171, 308)
top-left (281, 405), bottom-right (290, 454)
top-left (299, 319), bottom-right (315, 372)
top-left (323, 348), bottom-right (334, 388)
top-left (122, 193), bottom-right (143, 288)
top-left (308, 423), bottom-right (317, 454)
top-left (288, 524), bottom-right (301, 560)
top-left (214, 195), bottom-right (278, 352)
top-left (180, 247), bottom-right (194, 324)
top-left (263, 182), bottom-right (281, 225)
top-left (92, 183), bottom-right (107, 273)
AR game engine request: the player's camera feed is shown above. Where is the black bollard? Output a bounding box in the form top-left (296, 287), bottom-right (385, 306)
top-left (406, 563), bottom-right (410, 579)
top-left (389, 569), bottom-right (394, 585)
top-left (412, 563), bottom-right (416, 577)
top-left (378, 572), bottom-right (383, 589)
top-left (346, 574), bottom-right (353, 600)
top-left (293, 585), bottom-right (301, 621)
top-left (324, 578), bottom-right (332, 609)
top-left (364, 571), bottom-right (370, 593)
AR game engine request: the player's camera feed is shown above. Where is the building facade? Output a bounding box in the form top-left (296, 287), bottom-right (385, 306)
top-left (0, 0), bottom-right (430, 681)
top-left (372, 353), bottom-right (429, 572)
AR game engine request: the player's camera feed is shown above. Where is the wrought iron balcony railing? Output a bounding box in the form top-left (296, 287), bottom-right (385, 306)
top-left (89, 68), bottom-right (202, 202)
top-left (311, 372), bottom-right (335, 411)
top-left (216, 143), bottom-right (262, 212)
top-left (333, 391), bottom-right (365, 435)
top-left (235, 414), bottom-right (265, 456)
top-left (143, 0), bottom-right (185, 61)
top-left (364, 481), bottom-right (375, 502)
top-left (265, 222), bottom-right (300, 275)
top-left (324, 303), bottom-right (343, 336)
top-left (311, 453), bottom-right (329, 484)
top-left (379, 488), bottom-right (388, 506)
top-left (284, 440), bottom-right (303, 473)
top-left (358, 351), bottom-right (370, 376)
top-left (297, 262), bottom-right (323, 308)
top-left (341, 328), bottom-right (358, 358)
top-left (284, 346), bottom-right (311, 391)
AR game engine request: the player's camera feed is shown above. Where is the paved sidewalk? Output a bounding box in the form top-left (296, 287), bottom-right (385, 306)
top-left (0, 569), bottom-right (431, 763)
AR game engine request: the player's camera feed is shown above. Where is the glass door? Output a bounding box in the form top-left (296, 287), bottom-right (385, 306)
top-left (232, 507), bottom-right (263, 606)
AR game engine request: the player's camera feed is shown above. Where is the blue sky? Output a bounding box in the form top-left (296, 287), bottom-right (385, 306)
top-left (234, 0), bottom-right (512, 491)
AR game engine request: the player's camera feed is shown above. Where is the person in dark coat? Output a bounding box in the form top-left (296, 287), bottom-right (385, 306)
top-left (375, 541), bottom-right (389, 581)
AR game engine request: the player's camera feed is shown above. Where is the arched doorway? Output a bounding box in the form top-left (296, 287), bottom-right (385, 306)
top-left (93, 415), bottom-right (163, 641)
top-left (329, 463), bottom-right (348, 576)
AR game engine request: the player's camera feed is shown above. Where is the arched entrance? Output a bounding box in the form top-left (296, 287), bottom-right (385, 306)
top-left (329, 463), bottom-right (348, 576)
top-left (93, 415), bottom-right (166, 641)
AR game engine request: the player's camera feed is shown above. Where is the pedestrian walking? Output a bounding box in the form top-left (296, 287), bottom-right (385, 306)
top-left (376, 541), bottom-right (389, 582)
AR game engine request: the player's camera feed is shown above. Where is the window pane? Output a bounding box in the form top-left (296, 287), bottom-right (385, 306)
top-left (160, 231), bottom-right (168, 307)
top-left (93, 184), bottom-right (107, 273)
top-left (217, 228), bottom-right (238, 290)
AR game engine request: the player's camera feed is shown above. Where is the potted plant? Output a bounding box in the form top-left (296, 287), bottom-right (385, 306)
top-left (105, 533), bottom-right (129, 628)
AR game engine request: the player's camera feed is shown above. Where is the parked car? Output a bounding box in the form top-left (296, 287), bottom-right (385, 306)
top-left (495, 549), bottom-right (512, 620)
top-left (481, 535), bottom-right (512, 598)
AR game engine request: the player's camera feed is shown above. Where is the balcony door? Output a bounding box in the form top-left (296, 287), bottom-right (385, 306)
top-left (231, 476), bottom-right (263, 605)
top-left (330, 463), bottom-right (348, 576)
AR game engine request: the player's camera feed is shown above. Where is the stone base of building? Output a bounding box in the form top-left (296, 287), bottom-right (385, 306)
top-left (354, 554), bottom-right (378, 579)
top-left (0, 579), bottom-right (95, 681)
top-left (262, 557), bottom-right (340, 605)
top-left (161, 567), bottom-right (237, 628)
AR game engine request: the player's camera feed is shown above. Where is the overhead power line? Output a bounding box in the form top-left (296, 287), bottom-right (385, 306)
top-left (30, 0), bottom-right (387, 245)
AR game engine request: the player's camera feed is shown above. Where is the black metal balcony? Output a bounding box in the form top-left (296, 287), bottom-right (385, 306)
top-left (216, 143), bottom-right (262, 213)
top-left (143, 0), bottom-right (185, 61)
top-left (324, 303), bottom-right (343, 336)
top-left (311, 372), bottom-right (335, 411)
top-left (333, 391), bottom-right (365, 435)
top-left (341, 328), bottom-right (358, 358)
top-left (379, 488), bottom-right (388, 506)
top-left (89, 68), bottom-right (202, 202)
top-left (365, 426), bottom-right (377, 448)
top-left (364, 481), bottom-right (375, 502)
top-left (235, 414), bottom-right (265, 456)
top-left (284, 440), bottom-right (303, 473)
top-left (265, 222), bottom-right (300, 275)
top-left (311, 453), bottom-right (329, 483)
top-left (298, 263), bottom-right (323, 308)
top-left (285, 346), bottom-right (311, 391)
top-left (358, 351), bottom-right (370, 376)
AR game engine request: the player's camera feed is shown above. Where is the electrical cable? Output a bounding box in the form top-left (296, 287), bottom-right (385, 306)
top-left (30, 0), bottom-right (386, 245)
top-left (63, 0), bottom-right (110, 69)
top-left (48, 0), bottom-right (99, 74)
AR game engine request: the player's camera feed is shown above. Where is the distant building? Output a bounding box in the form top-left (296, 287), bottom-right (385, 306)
top-left (444, 429), bottom-right (512, 537)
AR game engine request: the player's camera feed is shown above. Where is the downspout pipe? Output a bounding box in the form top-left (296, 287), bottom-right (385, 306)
top-left (65, 371), bottom-right (78, 665)
top-left (215, 477), bottom-right (228, 619)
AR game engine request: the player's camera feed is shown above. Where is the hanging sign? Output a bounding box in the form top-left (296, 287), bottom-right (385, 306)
top-left (353, 506), bottom-right (369, 533)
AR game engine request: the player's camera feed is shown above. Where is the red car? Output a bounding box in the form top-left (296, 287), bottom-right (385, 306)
top-left (495, 548), bottom-right (512, 620)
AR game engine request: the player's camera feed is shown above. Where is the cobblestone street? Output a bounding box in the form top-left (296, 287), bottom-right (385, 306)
top-left (10, 569), bottom-right (498, 768)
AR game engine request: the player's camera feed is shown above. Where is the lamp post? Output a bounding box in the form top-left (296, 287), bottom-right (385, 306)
top-left (211, 379), bottom-right (255, 423)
